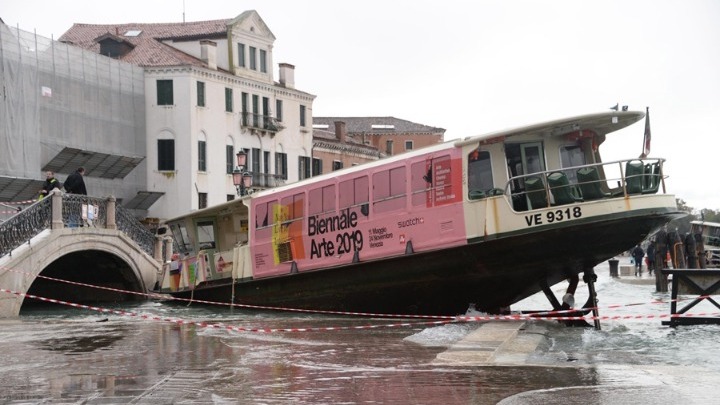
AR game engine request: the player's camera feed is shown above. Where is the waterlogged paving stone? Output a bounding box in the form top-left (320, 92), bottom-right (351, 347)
top-left (434, 321), bottom-right (527, 365)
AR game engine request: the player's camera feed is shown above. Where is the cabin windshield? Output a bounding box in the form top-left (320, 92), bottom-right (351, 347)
top-left (467, 148), bottom-right (494, 198)
top-left (196, 220), bottom-right (216, 250)
top-left (170, 222), bottom-right (193, 254)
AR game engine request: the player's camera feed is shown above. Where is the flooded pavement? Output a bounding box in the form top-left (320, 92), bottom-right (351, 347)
top-left (2, 259), bottom-right (720, 404)
top-left (0, 311), bottom-right (595, 404)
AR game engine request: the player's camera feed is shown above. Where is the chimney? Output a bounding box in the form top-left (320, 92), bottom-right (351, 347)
top-left (335, 121), bottom-right (346, 144)
top-left (200, 40), bottom-right (217, 70)
top-left (279, 63), bottom-right (295, 89)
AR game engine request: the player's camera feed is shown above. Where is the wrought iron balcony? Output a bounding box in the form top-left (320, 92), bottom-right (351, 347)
top-left (242, 171), bottom-right (286, 191)
top-left (241, 112), bottom-right (283, 134)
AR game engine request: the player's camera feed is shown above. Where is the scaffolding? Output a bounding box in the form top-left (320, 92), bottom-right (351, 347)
top-left (0, 24), bottom-right (147, 203)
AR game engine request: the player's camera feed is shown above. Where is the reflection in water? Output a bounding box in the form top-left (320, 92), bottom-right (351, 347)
top-left (36, 334), bottom-right (124, 353)
top-left (2, 260), bottom-right (720, 403)
top-left (1, 308), bottom-right (599, 404)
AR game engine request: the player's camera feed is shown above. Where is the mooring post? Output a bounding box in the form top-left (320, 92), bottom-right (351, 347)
top-left (584, 269), bottom-right (601, 330)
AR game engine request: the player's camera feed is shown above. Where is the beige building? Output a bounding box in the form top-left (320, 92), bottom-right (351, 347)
top-left (59, 11), bottom-right (315, 220)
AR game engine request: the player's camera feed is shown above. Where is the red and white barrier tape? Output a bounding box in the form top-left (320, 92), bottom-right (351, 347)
top-left (0, 287), bottom-right (457, 332)
top-left (2, 287), bottom-right (718, 334)
top-left (0, 265), bottom-right (703, 321)
top-left (2, 199), bottom-right (35, 205)
top-left (1, 266), bottom-right (456, 320)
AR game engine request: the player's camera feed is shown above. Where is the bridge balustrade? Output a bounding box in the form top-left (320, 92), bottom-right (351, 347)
top-left (0, 191), bottom-right (157, 259)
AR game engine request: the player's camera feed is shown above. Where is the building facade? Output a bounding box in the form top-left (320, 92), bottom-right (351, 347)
top-left (311, 117), bottom-right (445, 174)
top-left (0, 23), bottom-right (147, 207)
top-left (60, 11), bottom-right (315, 220)
top-left (312, 121), bottom-right (383, 174)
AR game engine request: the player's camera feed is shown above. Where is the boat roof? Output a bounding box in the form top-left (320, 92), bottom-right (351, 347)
top-left (164, 110), bottom-right (646, 223)
top-left (164, 197), bottom-right (247, 223)
top-left (253, 110), bottom-right (646, 197)
top-left (455, 110), bottom-right (644, 146)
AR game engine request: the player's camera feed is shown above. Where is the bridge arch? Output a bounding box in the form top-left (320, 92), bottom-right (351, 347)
top-left (1, 228), bottom-right (160, 317)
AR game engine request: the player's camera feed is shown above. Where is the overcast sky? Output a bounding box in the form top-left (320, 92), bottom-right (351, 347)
top-left (2, 0), bottom-right (719, 210)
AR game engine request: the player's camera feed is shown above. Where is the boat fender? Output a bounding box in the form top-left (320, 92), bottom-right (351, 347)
top-left (562, 293), bottom-right (575, 308)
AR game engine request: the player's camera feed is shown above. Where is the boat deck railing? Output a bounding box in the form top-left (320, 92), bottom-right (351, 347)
top-left (497, 158), bottom-right (667, 212)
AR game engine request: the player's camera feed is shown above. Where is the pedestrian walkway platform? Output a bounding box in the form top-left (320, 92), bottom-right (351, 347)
top-left (433, 321), bottom-right (546, 366)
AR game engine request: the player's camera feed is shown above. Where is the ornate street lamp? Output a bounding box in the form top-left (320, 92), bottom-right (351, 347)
top-left (232, 150), bottom-right (253, 196)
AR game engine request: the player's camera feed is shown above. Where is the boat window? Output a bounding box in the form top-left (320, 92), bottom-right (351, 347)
top-left (255, 199), bottom-right (277, 229)
top-left (373, 166), bottom-right (407, 213)
top-left (196, 220), bottom-right (216, 250)
top-left (281, 192), bottom-right (306, 222)
top-left (468, 148), bottom-right (493, 197)
top-left (410, 160), bottom-right (431, 206)
top-left (170, 223), bottom-right (193, 254)
top-left (310, 185), bottom-right (335, 214)
top-left (560, 144), bottom-right (585, 183)
top-left (339, 176), bottom-right (370, 218)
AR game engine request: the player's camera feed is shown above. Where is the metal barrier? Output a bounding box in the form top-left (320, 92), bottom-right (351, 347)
top-left (0, 198), bottom-right (52, 257)
top-left (0, 192), bottom-right (156, 258)
top-left (504, 158), bottom-right (667, 212)
top-left (661, 268), bottom-right (720, 327)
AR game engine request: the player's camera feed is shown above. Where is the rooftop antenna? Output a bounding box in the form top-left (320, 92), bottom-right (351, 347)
top-left (183, 0), bottom-right (186, 23)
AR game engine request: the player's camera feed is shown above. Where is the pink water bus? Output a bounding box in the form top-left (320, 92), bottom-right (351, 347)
top-left (156, 110), bottom-right (682, 315)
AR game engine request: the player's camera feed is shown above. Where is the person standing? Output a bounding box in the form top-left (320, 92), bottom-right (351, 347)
top-left (38, 171), bottom-right (61, 200)
top-left (646, 242), bottom-right (656, 276)
top-left (632, 244), bottom-right (645, 276)
top-left (64, 167), bottom-right (87, 195)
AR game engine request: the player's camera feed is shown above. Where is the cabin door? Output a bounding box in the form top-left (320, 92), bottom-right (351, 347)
top-left (520, 143), bottom-right (546, 209)
top-left (505, 142), bottom-right (546, 211)
top-left (519, 142), bottom-right (546, 176)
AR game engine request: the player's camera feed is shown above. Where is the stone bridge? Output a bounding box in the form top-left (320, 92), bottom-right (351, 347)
top-left (0, 191), bottom-right (169, 317)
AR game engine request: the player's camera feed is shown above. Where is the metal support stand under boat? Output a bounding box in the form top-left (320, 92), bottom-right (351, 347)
top-left (584, 268), bottom-right (601, 330)
top-left (536, 273), bottom-right (600, 329)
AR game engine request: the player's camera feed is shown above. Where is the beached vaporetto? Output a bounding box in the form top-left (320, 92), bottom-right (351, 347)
top-left (156, 110), bottom-right (682, 316)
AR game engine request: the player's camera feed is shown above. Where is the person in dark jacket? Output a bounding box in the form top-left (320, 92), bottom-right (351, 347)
top-left (38, 171), bottom-right (61, 200)
top-left (632, 244), bottom-right (645, 276)
top-left (646, 242), bottom-right (656, 276)
top-left (64, 167), bottom-right (87, 195)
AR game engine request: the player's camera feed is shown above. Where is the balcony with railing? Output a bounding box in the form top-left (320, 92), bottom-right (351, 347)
top-left (247, 172), bottom-right (286, 190)
top-left (241, 112), bottom-right (283, 135)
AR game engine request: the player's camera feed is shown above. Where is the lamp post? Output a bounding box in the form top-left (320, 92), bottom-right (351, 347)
top-left (232, 150), bottom-right (253, 196)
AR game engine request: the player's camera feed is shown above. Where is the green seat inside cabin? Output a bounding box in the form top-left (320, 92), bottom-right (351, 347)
top-left (642, 162), bottom-right (662, 194)
top-left (547, 172), bottom-right (583, 205)
top-left (469, 189), bottom-right (486, 200)
top-left (625, 160), bottom-right (645, 195)
top-left (525, 176), bottom-right (548, 209)
top-left (576, 167), bottom-right (611, 200)
top-left (469, 188), bottom-right (504, 200)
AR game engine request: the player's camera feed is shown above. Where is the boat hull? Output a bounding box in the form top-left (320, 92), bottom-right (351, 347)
top-left (167, 208), bottom-right (681, 316)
